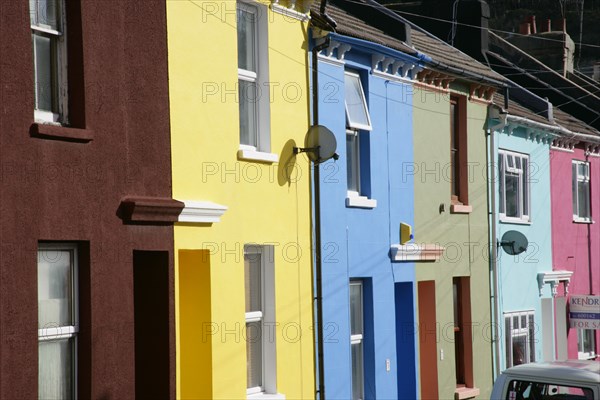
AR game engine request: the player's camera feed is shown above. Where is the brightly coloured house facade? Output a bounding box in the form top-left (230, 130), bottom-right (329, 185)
top-left (310, 4), bottom-right (422, 399)
top-left (411, 68), bottom-right (497, 400)
top-left (398, 14), bottom-right (508, 400)
top-left (487, 90), bottom-right (556, 373)
top-left (487, 84), bottom-right (600, 372)
top-left (550, 127), bottom-right (600, 362)
top-left (0, 0), bottom-right (178, 398)
top-left (166, 1), bottom-right (316, 398)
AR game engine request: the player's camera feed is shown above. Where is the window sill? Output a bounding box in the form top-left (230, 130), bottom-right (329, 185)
top-left (238, 148), bottom-right (279, 163)
top-left (450, 204), bottom-right (472, 214)
top-left (31, 122), bottom-right (93, 143)
top-left (573, 218), bottom-right (594, 224)
top-left (390, 243), bottom-right (445, 262)
top-left (454, 386), bottom-right (480, 400)
top-left (247, 393), bottom-right (285, 400)
top-left (499, 217), bottom-right (531, 225)
top-left (578, 352), bottom-right (596, 360)
top-left (346, 195), bottom-right (377, 209)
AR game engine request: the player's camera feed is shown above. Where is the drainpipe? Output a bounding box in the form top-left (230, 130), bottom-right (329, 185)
top-left (319, 0), bottom-right (337, 30)
top-left (585, 151), bottom-right (593, 297)
top-left (487, 101), bottom-right (507, 379)
top-left (312, 33), bottom-right (330, 400)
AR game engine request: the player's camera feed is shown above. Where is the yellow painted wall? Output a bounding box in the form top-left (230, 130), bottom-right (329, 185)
top-left (167, 1), bottom-right (315, 398)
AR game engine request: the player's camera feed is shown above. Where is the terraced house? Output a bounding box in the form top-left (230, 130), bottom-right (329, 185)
top-left (166, 0), bottom-right (316, 398)
top-left (487, 87), bottom-right (558, 372)
top-left (310, 3), bottom-right (423, 398)
top-left (406, 20), bottom-right (505, 400)
top-left (0, 0), bottom-right (177, 398)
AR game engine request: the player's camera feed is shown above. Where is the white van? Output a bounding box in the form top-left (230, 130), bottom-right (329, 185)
top-left (490, 361), bottom-right (600, 400)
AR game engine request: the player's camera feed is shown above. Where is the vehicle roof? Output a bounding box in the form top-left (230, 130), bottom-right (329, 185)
top-left (501, 361), bottom-right (600, 385)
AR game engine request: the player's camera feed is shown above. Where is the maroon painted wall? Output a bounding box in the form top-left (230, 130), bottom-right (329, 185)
top-left (0, 0), bottom-right (175, 398)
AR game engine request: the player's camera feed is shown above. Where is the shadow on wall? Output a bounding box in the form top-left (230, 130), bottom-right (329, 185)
top-left (278, 139), bottom-right (299, 187)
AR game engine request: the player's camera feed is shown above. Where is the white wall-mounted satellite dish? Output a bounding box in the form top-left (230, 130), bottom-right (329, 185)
top-left (499, 230), bottom-right (528, 255)
top-left (294, 125), bottom-right (338, 163)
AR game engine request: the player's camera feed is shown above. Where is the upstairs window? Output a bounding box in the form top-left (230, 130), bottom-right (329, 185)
top-left (450, 96), bottom-right (468, 206)
top-left (30, 0), bottom-right (68, 124)
top-left (344, 71), bottom-right (376, 208)
top-left (345, 71), bottom-right (372, 132)
top-left (499, 150), bottom-right (530, 223)
top-left (572, 160), bottom-right (591, 221)
top-left (237, 1), bottom-right (271, 156)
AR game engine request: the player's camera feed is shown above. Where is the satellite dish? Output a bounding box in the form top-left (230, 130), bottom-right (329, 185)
top-left (293, 125), bottom-right (338, 163)
top-left (499, 230), bottom-right (528, 255)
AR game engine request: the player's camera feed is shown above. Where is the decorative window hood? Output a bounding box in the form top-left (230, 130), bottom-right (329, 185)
top-left (177, 200), bottom-right (228, 223)
top-left (118, 196), bottom-right (184, 224)
top-left (270, 0), bottom-right (311, 21)
top-left (391, 243), bottom-right (445, 262)
top-left (537, 270), bottom-right (573, 297)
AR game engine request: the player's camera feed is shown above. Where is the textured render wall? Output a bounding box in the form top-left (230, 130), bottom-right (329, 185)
top-left (493, 128), bottom-right (554, 368)
top-left (550, 148), bottom-right (600, 360)
top-left (316, 51), bottom-right (417, 400)
top-left (0, 0), bottom-right (175, 398)
top-left (167, 2), bottom-right (315, 398)
top-left (412, 85), bottom-right (493, 399)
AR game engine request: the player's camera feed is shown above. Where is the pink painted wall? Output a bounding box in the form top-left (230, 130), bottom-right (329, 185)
top-left (550, 147), bottom-right (600, 360)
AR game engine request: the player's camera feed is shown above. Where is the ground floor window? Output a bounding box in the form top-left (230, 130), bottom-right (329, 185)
top-left (244, 244), bottom-right (278, 398)
top-left (504, 310), bottom-right (535, 367)
top-left (38, 243), bottom-right (79, 399)
top-left (350, 280), bottom-right (364, 400)
top-left (577, 329), bottom-right (596, 360)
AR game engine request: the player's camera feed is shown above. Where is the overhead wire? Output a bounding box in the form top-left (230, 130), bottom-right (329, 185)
top-left (185, 0), bottom-right (600, 139)
top-left (379, 2), bottom-right (600, 49)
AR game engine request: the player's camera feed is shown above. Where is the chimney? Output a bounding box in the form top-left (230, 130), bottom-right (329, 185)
top-left (594, 62), bottom-right (600, 82)
top-left (454, 0), bottom-right (490, 62)
top-left (527, 16), bottom-right (537, 34)
top-left (519, 22), bottom-right (531, 35)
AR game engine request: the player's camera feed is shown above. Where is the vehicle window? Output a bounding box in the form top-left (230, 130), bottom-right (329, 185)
top-left (506, 380), bottom-right (594, 400)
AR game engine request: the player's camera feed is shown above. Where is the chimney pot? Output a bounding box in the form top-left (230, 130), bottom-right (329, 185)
top-left (546, 19), bottom-right (551, 32)
top-left (519, 22), bottom-right (531, 35)
top-left (528, 15), bottom-right (537, 34)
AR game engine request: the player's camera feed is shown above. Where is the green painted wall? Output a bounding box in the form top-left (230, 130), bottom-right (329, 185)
top-left (412, 83), bottom-right (493, 399)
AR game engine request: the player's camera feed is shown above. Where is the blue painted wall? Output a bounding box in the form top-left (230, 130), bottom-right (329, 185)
top-left (314, 36), bottom-right (419, 400)
top-left (492, 125), bottom-right (554, 370)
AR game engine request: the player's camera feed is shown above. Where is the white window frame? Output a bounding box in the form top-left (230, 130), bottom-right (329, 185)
top-left (346, 129), bottom-right (361, 197)
top-left (572, 160), bottom-right (591, 222)
top-left (344, 71), bottom-right (372, 131)
top-left (38, 242), bottom-right (78, 399)
top-left (577, 329), bottom-right (596, 360)
top-left (504, 310), bottom-right (535, 368)
top-left (350, 280), bottom-right (364, 400)
top-left (499, 150), bottom-right (530, 223)
top-left (237, 1), bottom-right (275, 162)
top-left (344, 71), bottom-right (376, 209)
top-left (30, 0), bottom-right (68, 124)
top-left (244, 245), bottom-right (283, 400)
